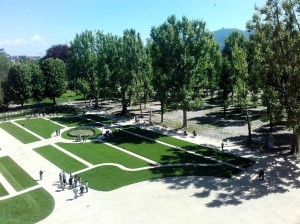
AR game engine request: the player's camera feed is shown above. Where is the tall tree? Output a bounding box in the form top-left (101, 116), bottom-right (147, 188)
top-left (40, 58), bottom-right (67, 104)
top-left (7, 64), bottom-right (32, 107)
top-left (150, 15), bottom-right (217, 128)
top-left (29, 63), bottom-right (45, 103)
top-left (247, 0), bottom-right (300, 153)
top-left (0, 54), bottom-right (11, 80)
top-left (43, 44), bottom-right (69, 63)
top-left (68, 31), bottom-right (99, 107)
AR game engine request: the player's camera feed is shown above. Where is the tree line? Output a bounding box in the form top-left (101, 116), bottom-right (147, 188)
top-left (0, 0), bottom-right (299, 153)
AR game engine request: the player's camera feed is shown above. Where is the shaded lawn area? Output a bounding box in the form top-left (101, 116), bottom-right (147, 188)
top-left (0, 187), bottom-right (54, 224)
top-left (123, 126), bottom-right (255, 168)
top-left (0, 156), bottom-right (37, 192)
top-left (83, 114), bottom-right (115, 124)
top-left (15, 118), bottom-right (63, 139)
top-left (50, 116), bottom-right (103, 127)
top-left (0, 182), bottom-right (8, 197)
top-left (34, 145), bottom-right (87, 173)
top-left (0, 122), bottom-right (40, 144)
top-left (57, 142), bottom-right (150, 168)
top-left (105, 130), bottom-right (217, 165)
top-left (80, 164), bottom-right (241, 191)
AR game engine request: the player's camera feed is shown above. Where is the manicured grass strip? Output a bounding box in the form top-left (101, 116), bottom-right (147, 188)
top-left (106, 130), bottom-right (216, 165)
top-left (50, 116), bottom-right (102, 127)
top-left (34, 145), bottom-right (87, 173)
top-left (15, 118), bottom-right (63, 139)
top-left (0, 156), bottom-right (37, 192)
top-left (80, 164), bottom-right (241, 191)
top-left (123, 126), bottom-right (255, 168)
top-left (83, 114), bottom-right (115, 124)
top-left (0, 122), bottom-right (39, 143)
top-left (61, 127), bottom-right (101, 140)
top-left (0, 188), bottom-right (54, 224)
top-left (57, 142), bottom-right (150, 168)
top-left (0, 182), bottom-right (8, 197)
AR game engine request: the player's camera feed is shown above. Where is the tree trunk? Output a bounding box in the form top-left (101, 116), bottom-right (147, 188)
top-left (139, 101), bottom-right (143, 117)
top-left (160, 102), bottom-right (165, 123)
top-left (290, 130), bottom-right (300, 154)
top-left (94, 96), bottom-right (99, 108)
top-left (121, 103), bottom-right (127, 116)
top-left (182, 109), bottom-right (188, 128)
top-left (246, 110), bottom-right (252, 144)
top-left (52, 96), bottom-right (56, 105)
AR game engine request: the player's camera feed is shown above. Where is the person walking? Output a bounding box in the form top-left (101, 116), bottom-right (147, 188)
top-left (73, 187), bottom-right (78, 199)
top-left (85, 181), bottom-right (88, 193)
top-left (39, 170), bottom-right (44, 180)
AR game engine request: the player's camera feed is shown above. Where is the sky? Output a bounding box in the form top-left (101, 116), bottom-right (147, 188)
top-left (0, 0), bottom-right (266, 56)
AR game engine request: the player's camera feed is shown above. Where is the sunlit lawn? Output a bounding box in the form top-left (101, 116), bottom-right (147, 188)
top-left (56, 142), bottom-right (150, 168)
top-left (0, 156), bottom-right (37, 192)
top-left (80, 164), bottom-right (241, 191)
top-left (0, 188), bottom-right (54, 224)
top-left (0, 122), bottom-right (40, 143)
top-left (105, 130), bottom-right (216, 165)
top-left (15, 118), bottom-right (64, 139)
top-left (34, 145), bottom-right (88, 173)
top-left (123, 126), bottom-right (255, 168)
top-left (50, 116), bottom-right (103, 127)
top-left (0, 182), bottom-right (8, 197)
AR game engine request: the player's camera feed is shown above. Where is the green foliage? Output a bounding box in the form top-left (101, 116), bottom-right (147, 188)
top-left (0, 54), bottom-right (11, 80)
top-left (0, 188), bottom-right (54, 224)
top-left (29, 63), bottom-right (45, 103)
top-left (40, 58), bottom-right (67, 104)
top-left (7, 64), bottom-right (32, 106)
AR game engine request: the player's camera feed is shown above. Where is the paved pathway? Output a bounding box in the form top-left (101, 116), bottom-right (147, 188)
top-left (0, 116), bottom-right (299, 224)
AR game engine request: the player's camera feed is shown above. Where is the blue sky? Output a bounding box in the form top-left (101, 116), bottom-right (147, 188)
top-left (0, 0), bottom-right (265, 56)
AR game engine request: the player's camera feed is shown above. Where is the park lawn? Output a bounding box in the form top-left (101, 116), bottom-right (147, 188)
top-left (34, 145), bottom-right (87, 173)
top-left (56, 142), bottom-right (150, 168)
top-left (0, 182), bottom-right (8, 197)
top-left (105, 130), bottom-right (217, 165)
top-left (0, 122), bottom-right (40, 143)
top-left (80, 164), bottom-right (241, 191)
top-left (15, 118), bottom-right (63, 139)
top-left (123, 126), bottom-right (255, 168)
top-left (83, 114), bottom-right (115, 124)
top-left (50, 116), bottom-right (102, 127)
top-left (0, 156), bottom-right (37, 192)
top-left (0, 187), bottom-right (54, 224)
top-left (61, 127), bottom-right (101, 140)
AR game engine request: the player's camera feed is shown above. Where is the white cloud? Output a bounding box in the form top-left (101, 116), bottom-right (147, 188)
top-left (31, 34), bottom-right (43, 42)
top-left (0, 39), bottom-right (27, 47)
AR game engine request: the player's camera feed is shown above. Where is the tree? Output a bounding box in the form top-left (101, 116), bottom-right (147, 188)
top-left (40, 58), bottom-right (67, 104)
top-left (0, 54), bottom-right (11, 80)
top-left (43, 44), bottom-right (69, 63)
top-left (29, 63), bottom-right (45, 103)
top-left (150, 15), bottom-right (217, 128)
top-left (68, 31), bottom-right (100, 107)
top-left (247, 0), bottom-right (300, 153)
top-left (6, 64), bottom-right (32, 107)
top-left (76, 78), bottom-right (91, 103)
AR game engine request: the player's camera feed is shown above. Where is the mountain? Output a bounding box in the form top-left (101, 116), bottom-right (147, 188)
top-left (213, 28), bottom-right (250, 49)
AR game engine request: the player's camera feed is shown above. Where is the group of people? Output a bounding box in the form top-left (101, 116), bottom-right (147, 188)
top-left (102, 129), bottom-right (114, 140)
top-left (76, 135), bottom-right (86, 142)
top-left (58, 171), bottom-right (89, 199)
top-left (182, 130), bottom-right (197, 137)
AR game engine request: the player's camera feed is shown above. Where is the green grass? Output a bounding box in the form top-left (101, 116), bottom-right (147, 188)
top-left (56, 142), bottom-right (150, 168)
top-left (0, 156), bottom-right (37, 192)
top-left (0, 122), bottom-right (40, 143)
top-left (34, 145), bottom-right (87, 173)
top-left (50, 116), bottom-right (103, 127)
top-left (39, 90), bottom-right (84, 104)
top-left (80, 164), bottom-right (241, 191)
top-left (61, 127), bottom-right (101, 140)
top-left (0, 182), bottom-right (8, 197)
top-left (15, 118), bottom-right (64, 139)
top-left (123, 126), bottom-right (255, 168)
top-left (105, 130), bottom-right (217, 165)
top-left (83, 114), bottom-right (115, 124)
top-left (0, 187), bottom-right (54, 224)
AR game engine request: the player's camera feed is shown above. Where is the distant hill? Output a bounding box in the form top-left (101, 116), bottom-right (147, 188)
top-left (213, 28), bottom-right (250, 49)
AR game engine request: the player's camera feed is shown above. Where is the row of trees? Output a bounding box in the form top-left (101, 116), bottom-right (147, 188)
top-left (0, 0), bottom-right (299, 152)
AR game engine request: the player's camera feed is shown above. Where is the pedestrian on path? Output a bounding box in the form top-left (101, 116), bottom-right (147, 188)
top-left (39, 170), bottom-right (44, 180)
top-left (73, 187), bottom-right (78, 199)
top-left (85, 181), bottom-right (88, 193)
